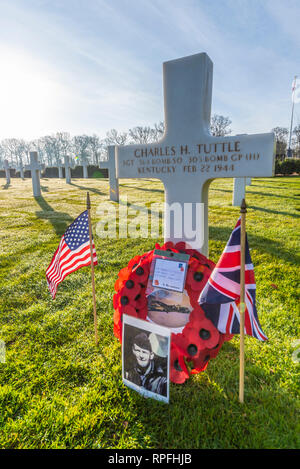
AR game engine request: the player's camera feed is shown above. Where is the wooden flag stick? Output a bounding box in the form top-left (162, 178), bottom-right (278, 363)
top-left (239, 198), bottom-right (247, 403)
top-left (87, 192), bottom-right (99, 346)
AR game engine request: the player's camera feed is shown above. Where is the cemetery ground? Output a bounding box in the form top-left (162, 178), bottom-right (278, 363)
top-left (0, 176), bottom-right (299, 450)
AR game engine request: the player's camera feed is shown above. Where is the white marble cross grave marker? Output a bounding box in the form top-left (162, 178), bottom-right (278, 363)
top-left (25, 152), bottom-right (44, 197)
top-left (3, 159), bottom-right (11, 185)
top-left (232, 177), bottom-right (252, 206)
top-left (99, 146), bottom-right (119, 202)
top-left (64, 155), bottom-right (74, 184)
top-left (57, 159), bottom-right (64, 179)
top-left (17, 158), bottom-right (25, 180)
top-left (115, 52), bottom-right (275, 256)
top-left (81, 158), bottom-right (89, 179)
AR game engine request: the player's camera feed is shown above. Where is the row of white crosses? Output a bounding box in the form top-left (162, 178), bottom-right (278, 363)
top-left (109, 52), bottom-right (275, 256)
top-left (2, 153), bottom-right (77, 194)
top-left (3, 153), bottom-right (73, 195)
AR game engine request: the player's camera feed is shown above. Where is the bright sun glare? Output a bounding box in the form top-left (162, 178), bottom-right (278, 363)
top-left (0, 48), bottom-right (59, 140)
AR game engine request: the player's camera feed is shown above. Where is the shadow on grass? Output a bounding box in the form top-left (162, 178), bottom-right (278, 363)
top-left (120, 183), bottom-right (164, 194)
top-left (248, 205), bottom-right (300, 219)
top-left (109, 341), bottom-right (298, 448)
top-left (212, 187), bottom-right (299, 201)
top-left (34, 195), bottom-right (73, 237)
top-left (69, 182), bottom-right (105, 196)
top-left (210, 226), bottom-right (299, 265)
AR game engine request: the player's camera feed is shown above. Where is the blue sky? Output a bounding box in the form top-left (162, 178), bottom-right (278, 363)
top-left (0, 0), bottom-right (299, 140)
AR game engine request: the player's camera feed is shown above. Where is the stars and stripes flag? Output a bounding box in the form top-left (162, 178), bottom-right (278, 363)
top-left (46, 210), bottom-right (98, 299)
top-left (199, 217), bottom-right (267, 341)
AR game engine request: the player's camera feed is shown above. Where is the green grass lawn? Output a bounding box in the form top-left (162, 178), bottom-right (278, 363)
top-left (0, 176), bottom-right (299, 449)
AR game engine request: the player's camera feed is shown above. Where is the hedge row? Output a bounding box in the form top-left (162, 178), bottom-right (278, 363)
top-left (275, 158), bottom-right (300, 175)
top-left (0, 166), bottom-right (108, 179)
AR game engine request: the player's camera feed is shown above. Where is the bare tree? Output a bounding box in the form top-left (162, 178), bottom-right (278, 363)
top-left (56, 132), bottom-right (71, 159)
top-left (128, 125), bottom-right (155, 144)
top-left (1, 138), bottom-right (30, 166)
top-left (37, 136), bottom-right (61, 166)
top-left (88, 134), bottom-right (105, 165)
top-left (152, 121), bottom-right (165, 141)
top-left (272, 127), bottom-right (289, 159)
top-left (210, 114), bottom-right (232, 137)
top-left (105, 129), bottom-right (128, 146)
top-left (293, 124), bottom-right (300, 158)
top-left (73, 135), bottom-right (91, 164)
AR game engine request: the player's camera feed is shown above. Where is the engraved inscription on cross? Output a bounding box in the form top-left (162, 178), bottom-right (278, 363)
top-left (115, 53), bottom-right (275, 256)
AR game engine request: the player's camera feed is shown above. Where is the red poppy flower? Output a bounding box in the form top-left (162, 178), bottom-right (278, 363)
top-left (182, 314), bottom-right (220, 351)
top-left (119, 280), bottom-right (141, 300)
top-left (118, 266), bottom-right (131, 281)
top-left (172, 332), bottom-right (199, 359)
top-left (113, 292), bottom-right (121, 309)
top-left (135, 293), bottom-right (147, 311)
top-left (161, 241), bottom-right (175, 250)
top-left (136, 308), bottom-right (148, 320)
top-left (170, 344), bottom-right (189, 384)
top-left (186, 263), bottom-right (211, 291)
top-left (130, 263), bottom-right (149, 284)
top-left (190, 349), bottom-right (210, 374)
top-left (114, 277), bottom-right (125, 292)
top-left (116, 294), bottom-right (137, 314)
top-left (206, 334), bottom-right (226, 359)
top-left (128, 255), bottom-right (142, 270)
top-left (174, 241), bottom-right (186, 252)
top-left (113, 322), bottom-right (122, 341)
top-left (187, 290), bottom-right (202, 308)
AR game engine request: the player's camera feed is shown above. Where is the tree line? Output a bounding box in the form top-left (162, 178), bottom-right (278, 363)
top-left (1, 116), bottom-right (299, 168)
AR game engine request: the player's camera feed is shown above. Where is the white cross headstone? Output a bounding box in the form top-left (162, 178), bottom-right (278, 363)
top-left (82, 159), bottom-right (89, 179)
top-left (115, 52), bottom-right (275, 256)
top-left (99, 146), bottom-right (119, 202)
top-left (57, 159), bottom-right (64, 179)
top-left (64, 155), bottom-right (74, 184)
top-left (25, 152), bottom-right (44, 197)
top-left (3, 160), bottom-right (11, 184)
top-left (232, 177), bottom-right (252, 206)
top-left (17, 159), bottom-right (25, 180)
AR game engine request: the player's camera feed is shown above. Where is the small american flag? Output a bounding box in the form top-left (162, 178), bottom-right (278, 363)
top-left (46, 210), bottom-right (97, 299)
top-left (199, 217), bottom-right (267, 341)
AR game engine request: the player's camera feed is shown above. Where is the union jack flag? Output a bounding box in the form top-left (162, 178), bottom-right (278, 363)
top-left (199, 218), bottom-right (267, 341)
top-left (46, 210), bottom-right (97, 299)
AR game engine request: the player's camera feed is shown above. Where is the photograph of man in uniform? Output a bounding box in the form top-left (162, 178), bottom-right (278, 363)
top-left (122, 316), bottom-right (170, 402)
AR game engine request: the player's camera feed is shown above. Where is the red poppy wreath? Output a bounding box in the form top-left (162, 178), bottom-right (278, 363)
top-left (113, 241), bottom-right (233, 384)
